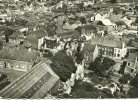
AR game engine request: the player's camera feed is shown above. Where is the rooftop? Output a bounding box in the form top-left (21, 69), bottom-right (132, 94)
top-left (28, 29), bottom-right (47, 39)
top-left (90, 37), bottom-right (124, 48)
top-left (0, 47), bottom-right (38, 62)
top-left (83, 43), bottom-right (96, 53)
top-left (0, 61), bottom-right (59, 99)
top-left (127, 53), bottom-right (137, 63)
top-left (57, 30), bottom-right (80, 39)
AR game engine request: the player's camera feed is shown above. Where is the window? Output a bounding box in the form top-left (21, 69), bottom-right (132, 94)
top-left (128, 63), bottom-right (130, 66)
top-left (117, 54), bottom-right (120, 57)
top-left (104, 52), bottom-right (106, 55)
top-left (118, 49), bottom-right (120, 53)
top-left (114, 49), bottom-right (116, 52)
top-left (114, 53), bottom-right (116, 57)
top-left (131, 69), bottom-right (134, 73)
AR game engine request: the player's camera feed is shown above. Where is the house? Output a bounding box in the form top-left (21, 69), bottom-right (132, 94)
top-left (93, 13), bottom-right (103, 21)
top-left (0, 61), bottom-right (60, 99)
top-left (95, 25), bottom-right (108, 36)
top-left (108, 14), bottom-right (123, 23)
top-left (44, 37), bottom-right (59, 49)
top-left (124, 53), bottom-right (138, 75)
top-left (0, 25), bottom-right (9, 34)
top-left (82, 43), bottom-right (99, 66)
top-left (96, 19), bottom-right (113, 33)
top-left (75, 25), bottom-right (96, 40)
top-left (57, 30), bottom-right (80, 41)
top-left (90, 37), bottom-right (127, 59)
top-left (26, 29), bottom-right (47, 49)
top-left (62, 21), bottom-right (78, 30)
top-left (0, 47), bottom-right (38, 71)
top-left (115, 21), bottom-right (127, 30)
top-left (92, 13), bottom-right (108, 21)
top-left (9, 25), bottom-right (28, 32)
top-left (8, 31), bottom-right (24, 45)
top-left (121, 16), bottom-right (132, 26)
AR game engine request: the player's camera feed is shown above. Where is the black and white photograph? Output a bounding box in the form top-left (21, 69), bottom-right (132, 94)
top-left (0, 0), bottom-right (137, 99)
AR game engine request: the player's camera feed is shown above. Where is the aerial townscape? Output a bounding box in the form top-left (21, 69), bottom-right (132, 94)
top-left (0, 0), bottom-right (138, 99)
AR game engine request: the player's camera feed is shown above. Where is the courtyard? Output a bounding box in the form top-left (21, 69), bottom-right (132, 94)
top-left (0, 68), bottom-right (25, 82)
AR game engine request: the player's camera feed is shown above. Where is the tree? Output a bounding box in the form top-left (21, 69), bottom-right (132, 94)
top-left (79, 17), bottom-right (86, 24)
top-left (100, 88), bottom-right (114, 98)
top-left (130, 73), bottom-right (138, 87)
top-left (88, 61), bottom-right (106, 77)
top-left (51, 50), bottom-right (77, 82)
top-left (75, 43), bottom-right (84, 64)
top-left (127, 87), bottom-right (138, 98)
top-left (88, 56), bottom-right (115, 77)
top-left (102, 57), bottom-right (116, 70)
top-left (119, 73), bottom-right (133, 84)
top-left (71, 80), bottom-right (101, 98)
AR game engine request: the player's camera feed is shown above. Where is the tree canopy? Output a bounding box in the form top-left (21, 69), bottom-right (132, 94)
top-left (119, 73), bottom-right (133, 84)
top-left (130, 73), bottom-right (138, 87)
top-left (51, 50), bottom-right (77, 82)
top-left (71, 80), bottom-right (101, 98)
top-left (88, 56), bottom-right (116, 77)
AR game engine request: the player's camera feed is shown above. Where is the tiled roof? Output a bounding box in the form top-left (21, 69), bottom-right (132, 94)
top-left (115, 21), bottom-right (126, 26)
top-left (91, 37), bottom-right (123, 48)
top-left (127, 53), bottom-right (137, 63)
top-left (83, 43), bottom-right (96, 53)
top-left (108, 14), bottom-right (123, 23)
top-left (9, 32), bottom-right (22, 39)
top-left (26, 34), bottom-right (38, 49)
top-left (0, 25), bottom-right (8, 31)
top-left (76, 24), bottom-right (96, 30)
top-left (0, 61), bottom-right (59, 99)
top-left (97, 19), bottom-right (112, 26)
top-left (0, 47), bottom-right (38, 62)
top-left (28, 29), bottom-right (47, 39)
top-left (57, 30), bottom-right (80, 39)
top-left (75, 25), bottom-right (96, 33)
top-left (120, 0), bottom-right (138, 3)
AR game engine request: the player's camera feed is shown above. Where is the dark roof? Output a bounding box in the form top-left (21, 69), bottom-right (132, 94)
top-left (0, 61), bottom-right (59, 99)
top-left (57, 30), bottom-right (80, 39)
top-left (9, 32), bottom-right (22, 39)
top-left (127, 53), bottom-right (137, 63)
top-left (115, 21), bottom-right (127, 26)
top-left (83, 43), bottom-right (96, 53)
top-left (75, 25), bottom-right (96, 33)
top-left (26, 21), bottom-right (38, 26)
top-left (122, 16), bottom-right (132, 20)
top-left (26, 37), bottom-right (38, 49)
top-left (28, 29), bottom-right (47, 39)
top-left (8, 25), bottom-right (25, 30)
top-left (91, 37), bottom-right (123, 48)
top-left (0, 25), bottom-right (8, 31)
top-left (120, 0), bottom-right (138, 3)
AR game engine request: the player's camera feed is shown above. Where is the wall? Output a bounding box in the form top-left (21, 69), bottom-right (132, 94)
top-left (38, 37), bottom-right (44, 49)
top-left (0, 59), bottom-right (30, 71)
top-left (93, 45), bottom-right (99, 61)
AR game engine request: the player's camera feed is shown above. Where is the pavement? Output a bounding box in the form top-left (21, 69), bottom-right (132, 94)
top-left (0, 68), bottom-right (25, 82)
